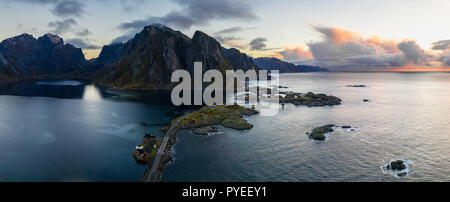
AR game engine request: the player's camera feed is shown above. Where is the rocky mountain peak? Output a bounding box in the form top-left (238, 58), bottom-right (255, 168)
top-left (38, 33), bottom-right (64, 46)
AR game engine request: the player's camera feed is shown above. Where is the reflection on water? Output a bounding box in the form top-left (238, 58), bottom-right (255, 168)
top-left (36, 80), bottom-right (83, 86)
top-left (83, 85), bottom-right (103, 101)
top-left (0, 80), bottom-right (174, 182)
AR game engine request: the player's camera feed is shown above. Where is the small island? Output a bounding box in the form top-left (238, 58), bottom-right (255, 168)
top-left (134, 105), bottom-right (259, 181)
top-left (382, 159), bottom-right (412, 178)
top-left (173, 105), bottom-right (259, 131)
top-left (133, 134), bottom-right (162, 164)
top-left (306, 124), bottom-right (335, 141)
top-left (280, 92), bottom-right (341, 107)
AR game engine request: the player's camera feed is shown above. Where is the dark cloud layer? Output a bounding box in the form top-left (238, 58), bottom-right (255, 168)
top-left (66, 38), bottom-right (100, 49)
top-left (51, 0), bottom-right (84, 17)
top-left (48, 18), bottom-right (77, 34)
top-left (118, 0), bottom-right (257, 32)
top-left (431, 40), bottom-right (450, 50)
top-left (76, 28), bottom-right (91, 37)
top-left (249, 37), bottom-right (267, 50)
top-left (214, 26), bottom-right (243, 35)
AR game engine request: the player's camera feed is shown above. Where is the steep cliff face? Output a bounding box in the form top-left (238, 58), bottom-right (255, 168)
top-left (0, 33), bottom-right (86, 76)
top-left (96, 43), bottom-right (124, 67)
top-left (95, 25), bottom-right (233, 89)
top-left (0, 51), bottom-right (22, 82)
top-left (83, 43), bottom-right (124, 72)
top-left (222, 47), bottom-right (259, 71)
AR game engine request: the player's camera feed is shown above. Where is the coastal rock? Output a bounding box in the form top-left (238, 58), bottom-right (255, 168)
top-left (175, 105), bottom-right (257, 130)
top-left (387, 160), bottom-right (407, 171)
top-left (306, 124), bottom-right (335, 141)
top-left (238, 107), bottom-right (259, 116)
top-left (382, 159), bottom-right (412, 178)
top-left (221, 116), bottom-right (254, 130)
top-left (192, 125), bottom-right (220, 136)
top-left (280, 91), bottom-right (341, 107)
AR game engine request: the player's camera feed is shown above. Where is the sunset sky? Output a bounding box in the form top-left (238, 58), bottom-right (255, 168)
top-left (1, 0), bottom-right (450, 71)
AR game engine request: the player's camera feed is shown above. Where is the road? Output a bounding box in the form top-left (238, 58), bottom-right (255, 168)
top-left (143, 114), bottom-right (188, 182)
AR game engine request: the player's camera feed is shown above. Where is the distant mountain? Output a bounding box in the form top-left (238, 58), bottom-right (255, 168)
top-left (253, 57), bottom-right (328, 73)
top-left (0, 33), bottom-right (86, 77)
top-left (0, 26), bottom-right (288, 87)
top-left (222, 47), bottom-right (260, 71)
top-left (83, 43), bottom-right (124, 72)
top-left (94, 25), bottom-right (233, 89)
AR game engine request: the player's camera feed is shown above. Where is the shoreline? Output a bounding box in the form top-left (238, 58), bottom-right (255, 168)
top-left (140, 105), bottom-right (259, 181)
top-left (138, 89), bottom-right (341, 181)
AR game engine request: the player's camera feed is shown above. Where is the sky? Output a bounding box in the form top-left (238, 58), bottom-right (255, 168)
top-left (1, 0), bottom-right (450, 71)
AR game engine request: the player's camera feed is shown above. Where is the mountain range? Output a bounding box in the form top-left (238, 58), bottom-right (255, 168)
top-left (0, 24), bottom-right (327, 89)
top-left (253, 57), bottom-right (328, 73)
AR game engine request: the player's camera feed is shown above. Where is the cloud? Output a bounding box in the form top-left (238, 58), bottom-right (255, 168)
top-left (14, 0), bottom-right (59, 4)
top-left (118, 0), bottom-right (258, 32)
top-left (48, 18), bottom-right (77, 34)
top-left (110, 34), bottom-right (134, 44)
top-left (222, 41), bottom-right (249, 50)
top-left (442, 57), bottom-right (450, 65)
top-left (249, 37), bottom-right (267, 50)
top-left (14, 0), bottom-right (85, 17)
top-left (51, 0), bottom-right (84, 17)
top-left (215, 35), bottom-right (240, 43)
top-left (214, 26), bottom-right (243, 35)
top-left (66, 38), bottom-right (101, 49)
top-left (76, 28), bottom-right (91, 37)
top-left (275, 46), bottom-right (313, 61)
top-left (431, 40), bottom-right (450, 50)
top-left (305, 25), bottom-right (431, 70)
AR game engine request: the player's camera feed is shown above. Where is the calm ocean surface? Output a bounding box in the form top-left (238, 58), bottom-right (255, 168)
top-left (162, 72), bottom-right (449, 182)
top-left (0, 72), bottom-right (448, 182)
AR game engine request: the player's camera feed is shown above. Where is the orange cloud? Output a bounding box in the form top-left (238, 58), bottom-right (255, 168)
top-left (274, 46), bottom-right (313, 61)
top-left (313, 26), bottom-right (362, 46)
top-left (367, 36), bottom-right (400, 54)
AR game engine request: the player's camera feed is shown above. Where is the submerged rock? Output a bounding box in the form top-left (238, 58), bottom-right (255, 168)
top-left (306, 124), bottom-right (335, 141)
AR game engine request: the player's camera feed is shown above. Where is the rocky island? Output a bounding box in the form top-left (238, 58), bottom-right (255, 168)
top-left (173, 105), bottom-right (259, 131)
top-left (280, 92), bottom-right (342, 107)
top-left (306, 124), bottom-right (335, 141)
top-left (382, 159), bottom-right (412, 178)
top-left (133, 134), bottom-right (162, 164)
top-left (137, 105), bottom-right (259, 181)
